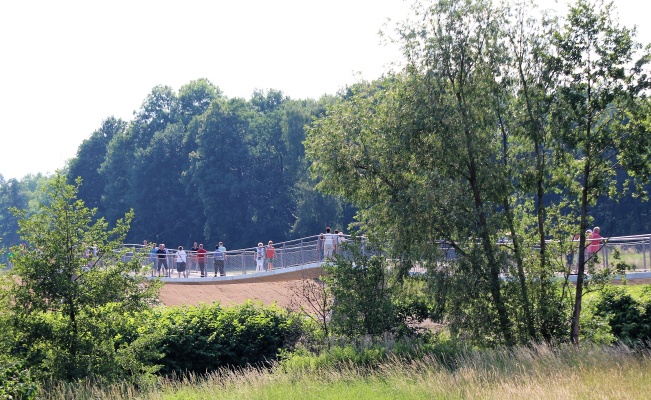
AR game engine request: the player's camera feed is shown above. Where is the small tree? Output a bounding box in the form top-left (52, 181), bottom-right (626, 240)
top-left (324, 242), bottom-right (396, 337)
top-left (288, 271), bottom-right (333, 337)
top-left (4, 174), bottom-right (161, 381)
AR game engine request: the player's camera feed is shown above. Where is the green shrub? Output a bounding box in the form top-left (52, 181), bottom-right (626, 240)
top-left (0, 361), bottom-right (38, 400)
top-left (279, 333), bottom-right (463, 374)
top-left (590, 286), bottom-right (651, 343)
top-left (149, 301), bottom-right (305, 375)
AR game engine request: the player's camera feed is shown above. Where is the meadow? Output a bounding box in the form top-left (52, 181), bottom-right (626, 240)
top-left (42, 343), bottom-right (651, 400)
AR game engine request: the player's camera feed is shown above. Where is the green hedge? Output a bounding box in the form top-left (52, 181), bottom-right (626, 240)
top-left (591, 286), bottom-right (651, 343)
top-left (0, 361), bottom-right (38, 400)
top-left (146, 301), bottom-right (305, 375)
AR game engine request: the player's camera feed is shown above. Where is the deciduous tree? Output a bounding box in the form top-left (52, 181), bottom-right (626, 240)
top-left (548, 0), bottom-right (651, 344)
top-left (4, 174), bottom-right (160, 380)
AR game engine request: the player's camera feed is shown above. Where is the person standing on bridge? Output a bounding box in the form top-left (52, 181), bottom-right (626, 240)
top-left (588, 227), bottom-right (604, 262)
top-left (197, 244), bottom-right (207, 277)
top-left (266, 241), bottom-right (276, 271)
top-left (323, 227), bottom-right (336, 259)
top-left (317, 234), bottom-right (325, 261)
top-left (149, 243), bottom-right (158, 275)
top-left (176, 246), bottom-right (187, 278)
top-left (156, 244), bottom-right (168, 277)
top-left (255, 242), bottom-right (265, 272)
top-left (214, 242), bottom-right (226, 277)
top-left (566, 233), bottom-right (580, 273)
top-left (190, 242), bottom-right (199, 275)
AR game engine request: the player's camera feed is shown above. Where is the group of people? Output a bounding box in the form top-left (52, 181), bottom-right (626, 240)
top-left (319, 227), bottom-right (346, 260)
top-left (145, 239), bottom-right (279, 278)
top-left (254, 241), bottom-right (276, 272)
top-left (146, 240), bottom-right (227, 278)
top-left (566, 226), bottom-right (604, 272)
top-left (143, 228), bottom-right (349, 279)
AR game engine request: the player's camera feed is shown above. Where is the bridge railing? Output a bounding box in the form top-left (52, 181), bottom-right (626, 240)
top-left (117, 233), bottom-right (651, 278)
top-left (594, 234), bottom-right (651, 271)
top-left (120, 235), bottom-right (359, 278)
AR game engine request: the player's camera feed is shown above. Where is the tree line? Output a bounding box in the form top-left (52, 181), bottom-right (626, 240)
top-left (1, 82), bottom-right (357, 252)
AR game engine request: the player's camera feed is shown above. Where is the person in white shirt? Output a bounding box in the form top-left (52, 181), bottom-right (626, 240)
top-left (323, 227), bottom-right (337, 259)
top-left (255, 242), bottom-right (265, 272)
top-left (176, 246), bottom-right (188, 278)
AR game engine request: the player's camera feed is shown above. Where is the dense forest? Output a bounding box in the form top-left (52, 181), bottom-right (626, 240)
top-left (0, 81), bottom-right (358, 251)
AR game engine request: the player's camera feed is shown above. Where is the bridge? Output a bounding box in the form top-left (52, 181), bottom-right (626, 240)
top-left (119, 233), bottom-right (651, 285)
top-left (128, 235), bottom-right (334, 285)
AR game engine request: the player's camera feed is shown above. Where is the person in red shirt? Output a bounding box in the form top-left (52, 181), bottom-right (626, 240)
top-left (197, 243), bottom-right (207, 277)
top-left (587, 227), bottom-right (603, 261)
top-left (265, 241), bottom-right (276, 271)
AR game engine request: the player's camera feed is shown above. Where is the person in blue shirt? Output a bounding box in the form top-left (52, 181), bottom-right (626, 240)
top-left (149, 243), bottom-right (158, 276)
top-left (214, 242), bottom-right (226, 277)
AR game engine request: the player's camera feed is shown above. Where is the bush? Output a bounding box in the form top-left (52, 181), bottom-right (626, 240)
top-left (590, 286), bottom-right (651, 343)
top-left (279, 332), bottom-right (463, 374)
top-left (149, 301), bottom-right (305, 374)
top-left (0, 361), bottom-right (38, 400)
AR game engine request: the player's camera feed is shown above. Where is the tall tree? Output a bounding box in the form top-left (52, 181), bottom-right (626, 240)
top-left (129, 123), bottom-right (194, 245)
top-left (499, 0), bottom-right (568, 341)
top-left (100, 86), bottom-right (180, 224)
top-left (67, 117), bottom-right (126, 211)
top-left (249, 90), bottom-right (296, 239)
top-left (178, 79), bottom-right (222, 126)
top-left (189, 98), bottom-right (255, 246)
top-left (548, 0), bottom-right (651, 344)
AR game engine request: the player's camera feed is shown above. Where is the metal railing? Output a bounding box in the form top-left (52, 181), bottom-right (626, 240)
top-left (591, 234), bottom-right (651, 272)
top-left (115, 233), bottom-right (651, 279)
top-left (120, 235), bottom-right (355, 278)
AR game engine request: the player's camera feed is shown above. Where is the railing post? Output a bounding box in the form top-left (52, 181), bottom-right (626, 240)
top-left (300, 239), bottom-right (304, 265)
top-left (241, 253), bottom-right (246, 275)
top-left (645, 237), bottom-right (649, 272)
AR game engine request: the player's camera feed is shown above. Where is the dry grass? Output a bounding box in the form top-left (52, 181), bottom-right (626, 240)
top-left (41, 343), bottom-right (651, 399)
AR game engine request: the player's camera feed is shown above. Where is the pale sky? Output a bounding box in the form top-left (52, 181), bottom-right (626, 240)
top-left (1, 0), bottom-right (649, 181)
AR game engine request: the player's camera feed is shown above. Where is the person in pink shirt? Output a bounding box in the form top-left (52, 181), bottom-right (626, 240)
top-left (587, 226), bottom-right (603, 260)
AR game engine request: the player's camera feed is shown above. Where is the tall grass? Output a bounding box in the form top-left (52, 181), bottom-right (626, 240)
top-left (41, 343), bottom-right (651, 399)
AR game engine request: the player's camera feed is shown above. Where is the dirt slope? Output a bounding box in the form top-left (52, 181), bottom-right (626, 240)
top-left (159, 268), bottom-right (324, 308)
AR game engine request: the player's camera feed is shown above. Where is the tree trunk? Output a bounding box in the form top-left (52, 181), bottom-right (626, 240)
top-left (498, 109), bottom-right (536, 341)
top-left (571, 161), bottom-right (590, 345)
top-left (468, 149), bottom-right (514, 345)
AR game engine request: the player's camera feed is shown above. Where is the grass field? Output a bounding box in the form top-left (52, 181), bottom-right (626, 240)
top-left (43, 343), bottom-right (651, 400)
